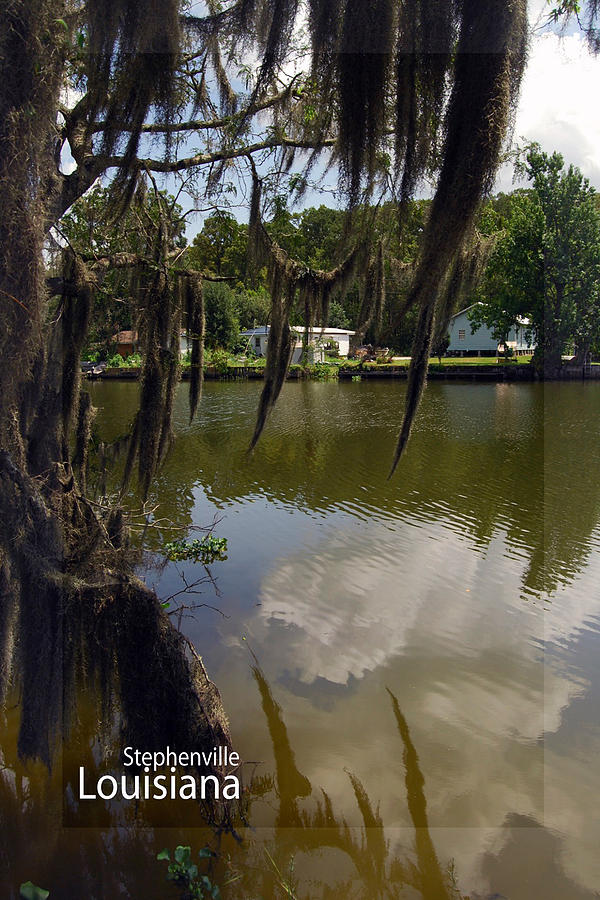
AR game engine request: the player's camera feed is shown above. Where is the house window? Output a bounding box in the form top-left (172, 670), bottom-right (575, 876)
top-left (255, 337), bottom-right (261, 349)
top-left (458, 329), bottom-right (466, 340)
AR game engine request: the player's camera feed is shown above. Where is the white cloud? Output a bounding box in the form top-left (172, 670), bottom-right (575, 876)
top-left (214, 515), bottom-right (600, 892)
top-left (496, 28), bottom-right (600, 190)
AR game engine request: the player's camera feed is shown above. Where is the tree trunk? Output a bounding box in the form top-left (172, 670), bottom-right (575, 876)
top-left (569, 339), bottom-right (591, 369)
top-left (0, 0), bottom-right (231, 778)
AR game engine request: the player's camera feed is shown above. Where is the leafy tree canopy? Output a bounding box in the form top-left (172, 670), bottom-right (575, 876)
top-left (473, 145), bottom-right (600, 372)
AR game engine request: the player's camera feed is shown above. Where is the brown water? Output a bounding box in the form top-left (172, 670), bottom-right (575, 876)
top-left (2, 379), bottom-right (600, 899)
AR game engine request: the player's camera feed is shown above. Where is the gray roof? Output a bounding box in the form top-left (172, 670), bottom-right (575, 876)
top-left (449, 303), bottom-right (479, 321)
top-left (449, 304), bottom-right (532, 328)
top-left (240, 326), bottom-right (270, 335)
top-left (240, 325), bottom-right (355, 336)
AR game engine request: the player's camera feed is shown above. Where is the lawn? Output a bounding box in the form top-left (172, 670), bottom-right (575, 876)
top-left (430, 355), bottom-right (533, 366)
top-left (336, 356), bottom-right (533, 369)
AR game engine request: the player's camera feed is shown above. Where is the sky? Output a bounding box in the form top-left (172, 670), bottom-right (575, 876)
top-left (495, 0), bottom-right (600, 191)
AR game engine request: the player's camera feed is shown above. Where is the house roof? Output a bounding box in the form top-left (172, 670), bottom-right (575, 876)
top-left (449, 303), bottom-right (479, 321)
top-left (240, 326), bottom-right (270, 336)
top-left (309, 327), bottom-right (356, 335)
top-left (449, 305), bottom-right (533, 329)
top-left (240, 325), bottom-right (355, 336)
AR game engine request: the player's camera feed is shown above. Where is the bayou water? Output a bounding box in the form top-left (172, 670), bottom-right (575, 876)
top-left (2, 379), bottom-right (599, 899)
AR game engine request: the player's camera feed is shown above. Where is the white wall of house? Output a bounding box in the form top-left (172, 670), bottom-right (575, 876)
top-left (447, 307), bottom-right (498, 354)
top-left (243, 328), bottom-right (269, 356)
top-left (502, 322), bottom-right (535, 354)
top-left (315, 328), bottom-right (354, 357)
top-left (240, 326), bottom-right (355, 360)
top-left (290, 343), bottom-right (324, 364)
top-left (447, 305), bottom-right (535, 356)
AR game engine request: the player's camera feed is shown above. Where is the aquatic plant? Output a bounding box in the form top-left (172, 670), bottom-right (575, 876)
top-left (157, 846), bottom-right (222, 899)
top-left (165, 537), bottom-right (228, 565)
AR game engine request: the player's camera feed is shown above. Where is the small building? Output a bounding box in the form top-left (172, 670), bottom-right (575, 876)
top-left (112, 330), bottom-right (138, 358)
top-left (240, 325), bottom-right (356, 363)
top-left (447, 304), bottom-right (535, 356)
top-left (113, 330), bottom-right (192, 358)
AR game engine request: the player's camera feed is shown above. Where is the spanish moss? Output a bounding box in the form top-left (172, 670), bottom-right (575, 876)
top-left (248, 176), bottom-right (364, 448)
top-left (355, 240), bottom-right (386, 345)
top-left (186, 275), bottom-right (206, 424)
top-left (61, 255), bottom-right (93, 442)
top-left (389, 0), bottom-right (527, 476)
top-left (72, 390), bottom-right (95, 496)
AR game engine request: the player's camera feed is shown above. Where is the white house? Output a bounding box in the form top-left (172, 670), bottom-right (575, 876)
top-left (180, 331), bottom-right (191, 355)
top-left (500, 317), bottom-right (536, 356)
top-left (447, 304), bottom-right (535, 356)
top-left (240, 325), bottom-right (356, 363)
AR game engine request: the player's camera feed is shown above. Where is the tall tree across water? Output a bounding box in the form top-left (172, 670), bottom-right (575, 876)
top-left (472, 146), bottom-right (600, 373)
top-left (0, 0), bottom-right (532, 770)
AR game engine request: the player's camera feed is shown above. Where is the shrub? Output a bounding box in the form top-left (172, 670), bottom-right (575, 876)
top-left (106, 354), bottom-right (125, 368)
top-left (205, 347), bottom-right (229, 375)
top-left (231, 334), bottom-right (256, 357)
top-left (309, 363), bottom-right (339, 380)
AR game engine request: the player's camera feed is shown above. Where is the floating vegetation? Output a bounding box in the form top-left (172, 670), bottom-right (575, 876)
top-left (165, 536), bottom-right (228, 565)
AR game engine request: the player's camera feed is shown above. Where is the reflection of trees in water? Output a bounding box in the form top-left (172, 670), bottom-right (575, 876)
top-left (479, 813), bottom-right (599, 900)
top-left (89, 380), bottom-right (600, 600)
top-left (247, 660), bottom-right (462, 899)
top-left (115, 380), bottom-right (600, 600)
top-left (1, 660), bottom-right (593, 898)
top-left (233, 664), bottom-right (596, 899)
top-left (0, 659), bottom-right (462, 898)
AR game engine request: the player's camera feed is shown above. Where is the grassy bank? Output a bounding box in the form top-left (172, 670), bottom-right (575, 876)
top-left (97, 355), bottom-right (538, 382)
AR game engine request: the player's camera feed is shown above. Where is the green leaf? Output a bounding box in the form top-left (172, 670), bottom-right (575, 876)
top-left (54, 18), bottom-right (68, 30)
top-left (198, 847), bottom-right (214, 859)
top-left (156, 848), bottom-right (170, 861)
top-left (20, 884), bottom-right (50, 900)
top-left (175, 845), bottom-right (191, 865)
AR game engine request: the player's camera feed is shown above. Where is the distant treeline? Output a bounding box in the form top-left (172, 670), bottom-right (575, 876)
top-left (64, 146), bottom-right (600, 369)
